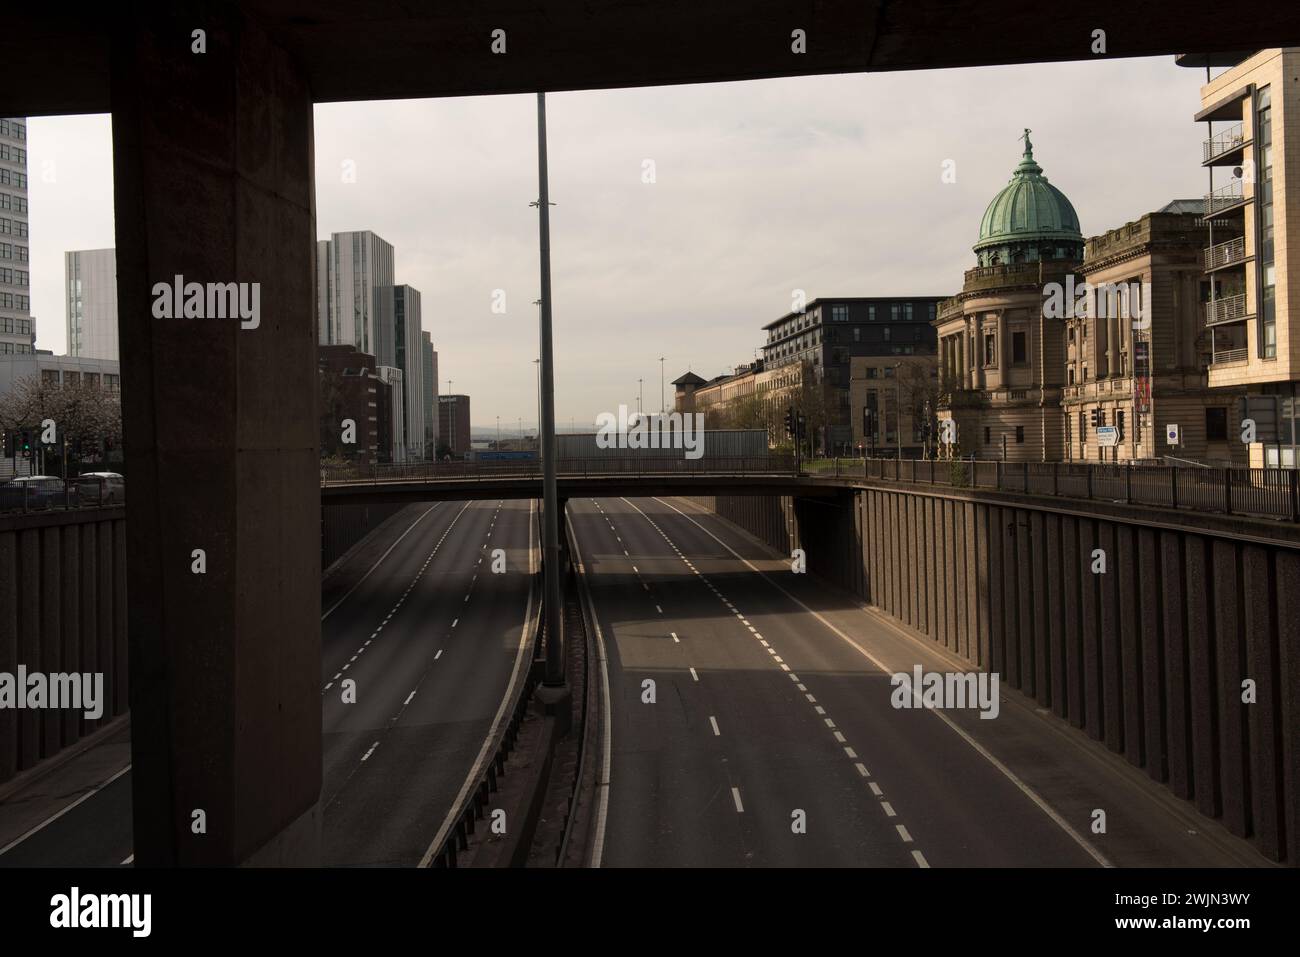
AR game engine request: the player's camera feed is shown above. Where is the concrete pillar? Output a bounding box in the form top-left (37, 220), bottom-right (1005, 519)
top-left (1015, 510), bottom-right (1034, 697)
top-left (1099, 522), bottom-right (1123, 753)
top-left (111, 8), bottom-right (321, 865)
top-left (1045, 514), bottom-right (1065, 717)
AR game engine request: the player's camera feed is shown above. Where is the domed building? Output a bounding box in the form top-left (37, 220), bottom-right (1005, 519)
top-left (936, 131), bottom-right (1083, 461)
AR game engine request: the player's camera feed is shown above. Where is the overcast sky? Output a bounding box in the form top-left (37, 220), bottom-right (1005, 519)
top-left (27, 55), bottom-right (1208, 431)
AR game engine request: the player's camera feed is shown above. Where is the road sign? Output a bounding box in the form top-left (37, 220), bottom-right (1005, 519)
top-left (1166, 423), bottom-right (1180, 446)
top-left (1097, 425), bottom-right (1119, 447)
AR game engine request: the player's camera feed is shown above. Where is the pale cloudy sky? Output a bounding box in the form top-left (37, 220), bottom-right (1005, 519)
top-left (27, 55), bottom-right (1208, 430)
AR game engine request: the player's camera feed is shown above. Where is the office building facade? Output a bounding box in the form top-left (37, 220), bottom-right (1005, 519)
top-left (65, 248), bottom-right (119, 361)
top-left (0, 117), bottom-right (33, 357)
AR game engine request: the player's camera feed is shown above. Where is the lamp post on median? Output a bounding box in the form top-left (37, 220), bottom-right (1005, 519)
top-left (533, 92), bottom-right (566, 698)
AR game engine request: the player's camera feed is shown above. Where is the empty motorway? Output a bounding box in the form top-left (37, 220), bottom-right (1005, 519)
top-left (567, 496), bottom-right (1262, 868)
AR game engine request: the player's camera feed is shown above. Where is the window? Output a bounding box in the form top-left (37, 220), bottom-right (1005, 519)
top-left (1012, 331), bottom-right (1027, 364)
top-left (883, 327), bottom-right (891, 341)
top-left (984, 332), bottom-right (997, 366)
top-left (867, 305), bottom-right (876, 321)
top-left (903, 303), bottom-right (914, 321)
top-left (1015, 425), bottom-right (1025, 444)
top-left (1117, 410), bottom-right (1125, 440)
top-left (984, 426), bottom-right (991, 444)
top-left (928, 303), bottom-right (936, 321)
top-left (1257, 85), bottom-right (1276, 358)
top-left (1206, 407), bottom-right (1228, 441)
top-left (832, 304), bottom-right (848, 322)
top-left (853, 328), bottom-right (860, 342)
top-left (1078, 410), bottom-right (1087, 439)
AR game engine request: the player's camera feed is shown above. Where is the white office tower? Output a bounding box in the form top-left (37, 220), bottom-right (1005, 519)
top-left (65, 248), bottom-right (119, 360)
top-left (377, 365), bottom-right (406, 463)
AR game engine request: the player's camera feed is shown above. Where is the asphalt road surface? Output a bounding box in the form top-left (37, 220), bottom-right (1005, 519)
top-left (568, 495), bottom-right (1238, 868)
top-left (0, 498), bottom-right (536, 868)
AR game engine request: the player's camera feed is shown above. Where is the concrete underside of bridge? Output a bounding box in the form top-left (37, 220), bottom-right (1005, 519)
top-left (8, 2), bottom-right (1300, 865)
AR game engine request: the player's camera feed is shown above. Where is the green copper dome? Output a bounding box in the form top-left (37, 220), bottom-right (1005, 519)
top-left (974, 130), bottom-right (1083, 267)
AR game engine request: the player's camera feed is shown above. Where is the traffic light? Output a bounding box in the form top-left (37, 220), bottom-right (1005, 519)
top-left (19, 429), bottom-right (32, 458)
top-left (1090, 408), bottom-right (1102, 428)
top-left (797, 414), bottom-right (807, 438)
top-left (2, 430), bottom-right (11, 457)
top-left (784, 407), bottom-right (796, 438)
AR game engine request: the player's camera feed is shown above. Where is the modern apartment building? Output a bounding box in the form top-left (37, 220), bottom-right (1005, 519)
top-left (317, 344), bottom-right (382, 465)
top-left (1063, 203), bottom-right (1245, 464)
top-left (65, 248), bottom-right (119, 360)
top-left (0, 117), bottom-right (33, 358)
top-left (391, 284), bottom-right (425, 460)
top-left (316, 230), bottom-right (395, 357)
top-left (1180, 49), bottom-right (1300, 466)
top-left (936, 132), bottom-right (1083, 461)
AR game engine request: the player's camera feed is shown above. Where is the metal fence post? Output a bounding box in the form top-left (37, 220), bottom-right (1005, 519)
top-left (1125, 463), bottom-right (1132, 504)
top-left (1291, 468), bottom-right (1299, 523)
top-left (1171, 467), bottom-right (1178, 510)
top-left (1052, 462), bottom-right (1059, 496)
top-left (1086, 464), bottom-right (1092, 500)
top-left (994, 460), bottom-right (1001, 491)
top-left (1022, 461), bottom-right (1029, 492)
top-left (1224, 467), bottom-right (1232, 515)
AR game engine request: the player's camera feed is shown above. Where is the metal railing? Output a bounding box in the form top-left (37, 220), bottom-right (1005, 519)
top-left (813, 456), bottom-right (1300, 523)
top-left (1204, 180), bottom-right (1246, 217)
top-left (1210, 346), bottom-right (1249, 365)
top-left (1205, 292), bottom-right (1249, 327)
top-left (1203, 123), bottom-right (1246, 163)
top-left (1204, 235), bottom-right (1247, 271)
top-left (322, 454), bottom-right (798, 486)
top-left (0, 477), bottom-right (120, 515)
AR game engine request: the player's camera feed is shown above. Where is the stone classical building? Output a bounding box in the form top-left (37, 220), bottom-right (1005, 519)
top-left (1063, 202), bottom-right (1246, 464)
top-left (936, 131), bottom-right (1082, 460)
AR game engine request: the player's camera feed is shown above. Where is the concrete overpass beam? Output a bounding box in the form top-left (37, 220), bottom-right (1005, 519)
top-left (111, 6), bottom-right (320, 865)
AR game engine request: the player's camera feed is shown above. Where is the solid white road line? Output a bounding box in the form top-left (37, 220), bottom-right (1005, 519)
top-left (361, 742), bottom-right (379, 762)
top-left (0, 764), bottom-right (132, 858)
top-left (689, 667), bottom-right (699, 682)
top-left (731, 787), bottom-right (745, 813)
top-left (404, 690), bottom-right (417, 706)
top-left (709, 716), bottom-right (720, 736)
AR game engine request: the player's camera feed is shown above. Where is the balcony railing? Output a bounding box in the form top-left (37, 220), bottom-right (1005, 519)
top-left (1210, 347), bottom-right (1249, 365)
top-left (1204, 235), bottom-right (1247, 270)
top-left (1205, 293), bottom-right (1249, 327)
top-left (1204, 181), bottom-right (1247, 217)
top-left (1203, 123), bottom-right (1247, 163)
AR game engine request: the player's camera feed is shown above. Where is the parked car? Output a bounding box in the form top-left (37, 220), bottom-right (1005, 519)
top-left (0, 475), bottom-right (67, 510)
top-left (70, 472), bottom-right (126, 506)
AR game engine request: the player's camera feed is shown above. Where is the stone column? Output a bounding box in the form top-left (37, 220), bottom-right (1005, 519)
top-left (111, 6), bottom-right (321, 865)
top-left (974, 313), bottom-right (985, 390)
